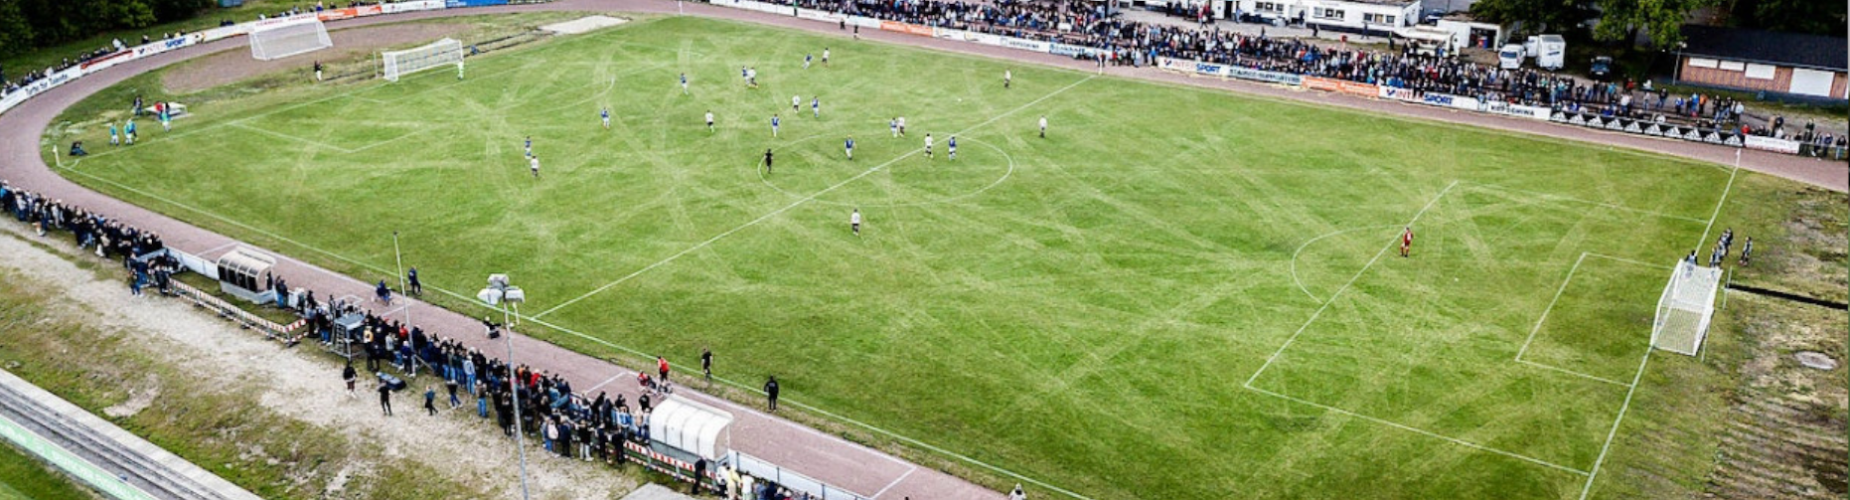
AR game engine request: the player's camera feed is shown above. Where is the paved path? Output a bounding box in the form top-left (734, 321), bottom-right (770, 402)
top-left (0, 3), bottom-right (1843, 500)
top-left (0, 369), bottom-right (263, 500)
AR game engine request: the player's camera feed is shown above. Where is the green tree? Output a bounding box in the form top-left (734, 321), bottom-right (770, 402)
top-left (1591, 0), bottom-right (1719, 47)
top-left (0, 0), bottom-right (34, 60)
top-left (1467, 0), bottom-right (1594, 35)
top-left (1729, 0), bottom-right (1848, 36)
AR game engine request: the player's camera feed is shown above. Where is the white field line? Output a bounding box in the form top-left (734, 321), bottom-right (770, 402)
top-left (1287, 225), bottom-right (1397, 303)
top-left (68, 62), bottom-right (530, 165)
top-left (1582, 253), bottom-right (1664, 269)
top-left (584, 372), bottom-right (628, 393)
top-left (1576, 349), bottom-right (1653, 500)
top-left (1514, 252), bottom-right (1589, 362)
top-left (1515, 359), bottom-right (1631, 388)
top-left (533, 75), bottom-right (1098, 319)
top-left (1244, 180), bottom-right (1457, 388)
top-left (1464, 182), bottom-right (1706, 224)
top-left (870, 465), bottom-right (918, 499)
top-left (1577, 163), bottom-right (1738, 500)
top-left (1246, 386), bottom-right (1590, 476)
top-left (233, 123), bottom-right (357, 153)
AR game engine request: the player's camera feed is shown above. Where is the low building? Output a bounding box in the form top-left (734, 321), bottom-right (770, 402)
top-left (1676, 25), bottom-right (1847, 100)
top-left (1227, 0), bottom-right (1420, 32)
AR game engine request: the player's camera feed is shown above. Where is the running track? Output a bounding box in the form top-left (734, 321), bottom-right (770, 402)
top-left (0, 2), bottom-right (1842, 500)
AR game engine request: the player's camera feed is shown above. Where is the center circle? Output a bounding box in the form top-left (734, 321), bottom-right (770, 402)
top-left (756, 135), bottom-right (1014, 207)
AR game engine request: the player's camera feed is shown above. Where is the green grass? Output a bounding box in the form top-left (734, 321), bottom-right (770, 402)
top-left (0, 440), bottom-right (97, 500)
top-left (47, 14), bottom-right (1838, 499)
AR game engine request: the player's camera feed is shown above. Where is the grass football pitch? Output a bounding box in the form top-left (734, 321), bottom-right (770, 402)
top-left (56, 15), bottom-right (1747, 499)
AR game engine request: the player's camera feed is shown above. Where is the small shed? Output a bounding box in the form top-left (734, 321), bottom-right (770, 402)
top-left (215, 248), bottom-right (275, 304)
top-left (649, 397), bottom-right (734, 461)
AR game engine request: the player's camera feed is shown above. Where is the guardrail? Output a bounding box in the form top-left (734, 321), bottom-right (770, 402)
top-left (726, 450), bottom-right (871, 500)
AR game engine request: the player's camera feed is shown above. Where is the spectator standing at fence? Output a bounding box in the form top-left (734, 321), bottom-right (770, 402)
top-left (343, 363), bottom-right (357, 398)
top-left (407, 267), bottom-right (422, 296)
top-left (764, 376), bottom-right (779, 412)
top-left (446, 376), bottom-right (461, 408)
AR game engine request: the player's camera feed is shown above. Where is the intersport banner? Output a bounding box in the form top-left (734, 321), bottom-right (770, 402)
top-left (133, 36), bottom-right (195, 58)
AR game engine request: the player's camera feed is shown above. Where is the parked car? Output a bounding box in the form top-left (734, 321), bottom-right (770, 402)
top-left (1589, 56), bottom-right (1614, 80)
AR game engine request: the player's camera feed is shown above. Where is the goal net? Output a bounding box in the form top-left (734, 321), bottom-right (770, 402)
top-left (382, 38), bottom-right (464, 82)
top-left (249, 19), bottom-right (333, 61)
top-left (1653, 260), bottom-right (1723, 356)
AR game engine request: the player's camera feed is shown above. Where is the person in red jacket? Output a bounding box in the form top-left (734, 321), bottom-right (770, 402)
top-left (1400, 226), bottom-right (1414, 257)
top-left (657, 356), bottom-right (671, 384)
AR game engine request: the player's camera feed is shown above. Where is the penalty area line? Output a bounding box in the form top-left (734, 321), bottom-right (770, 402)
top-left (533, 75), bottom-right (1098, 319)
top-left (1244, 180), bottom-right (1457, 388)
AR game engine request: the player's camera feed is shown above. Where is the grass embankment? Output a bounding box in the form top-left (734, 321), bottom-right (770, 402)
top-left (0, 233), bottom-right (481, 500)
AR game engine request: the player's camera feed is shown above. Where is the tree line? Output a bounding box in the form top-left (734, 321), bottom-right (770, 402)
top-left (1469, 0), bottom-right (1846, 47)
top-left (0, 0), bottom-right (217, 64)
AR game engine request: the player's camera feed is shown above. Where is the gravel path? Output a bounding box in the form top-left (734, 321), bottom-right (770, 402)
top-left (0, 2), bottom-right (1843, 500)
top-left (0, 224), bottom-right (635, 500)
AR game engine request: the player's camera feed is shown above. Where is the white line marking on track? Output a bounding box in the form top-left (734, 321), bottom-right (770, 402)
top-left (1247, 386), bottom-right (1590, 476)
top-left (534, 75), bottom-right (1098, 319)
top-left (1245, 180), bottom-right (1457, 387)
top-left (871, 465), bottom-right (918, 499)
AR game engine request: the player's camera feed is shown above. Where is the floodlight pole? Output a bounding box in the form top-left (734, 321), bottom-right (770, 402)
top-left (484, 276), bottom-right (532, 500)
top-left (392, 231), bottom-right (411, 327)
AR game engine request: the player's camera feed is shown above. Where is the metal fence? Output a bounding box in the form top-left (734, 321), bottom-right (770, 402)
top-left (726, 450), bottom-right (871, 500)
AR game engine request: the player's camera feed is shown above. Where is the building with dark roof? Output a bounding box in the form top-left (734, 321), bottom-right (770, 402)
top-left (1675, 24), bottom-right (1848, 100)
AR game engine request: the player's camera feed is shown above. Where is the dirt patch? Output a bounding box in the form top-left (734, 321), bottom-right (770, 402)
top-left (102, 372), bottom-right (161, 418)
top-left (164, 23), bottom-right (471, 93)
top-left (1708, 295), bottom-right (1849, 499)
top-left (0, 227), bottom-right (635, 499)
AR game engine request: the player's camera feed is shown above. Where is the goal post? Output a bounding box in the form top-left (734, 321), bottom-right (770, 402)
top-left (381, 38), bottom-right (464, 82)
top-left (249, 19), bottom-right (333, 61)
top-left (1653, 260), bottom-right (1723, 356)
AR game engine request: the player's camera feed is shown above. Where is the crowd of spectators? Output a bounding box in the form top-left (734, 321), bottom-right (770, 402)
top-left (763, 0), bottom-right (1839, 138)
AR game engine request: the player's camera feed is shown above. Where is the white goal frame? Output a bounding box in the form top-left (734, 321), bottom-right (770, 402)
top-left (1652, 260), bottom-right (1723, 356)
top-left (381, 38), bottom-right (464, 82)
top-left (249, 19), bottom-right (333, 61)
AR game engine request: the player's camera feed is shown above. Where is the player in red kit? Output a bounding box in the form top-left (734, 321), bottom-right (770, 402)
top-left (1400, 226), bottom-right (1414, 257)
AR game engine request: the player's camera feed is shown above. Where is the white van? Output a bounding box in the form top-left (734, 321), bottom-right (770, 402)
top-left (1498, 44), bottom-right (1525, 69)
